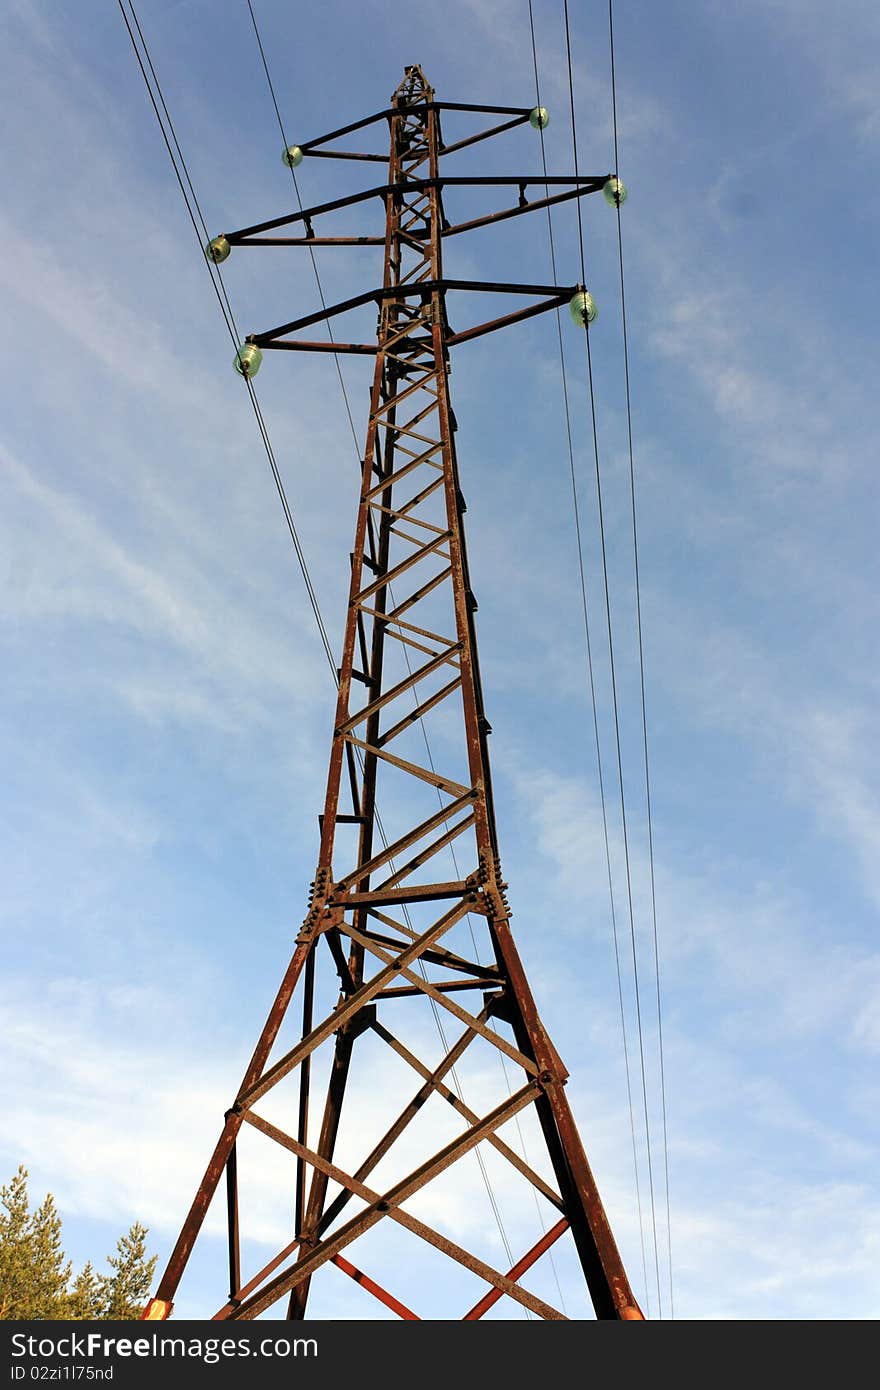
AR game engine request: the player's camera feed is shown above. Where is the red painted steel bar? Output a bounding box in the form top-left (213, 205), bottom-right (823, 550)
top-left (331, 1254), bottom-right (420, 1320)
top-left (462, 1218), bottom-right (570, 1320)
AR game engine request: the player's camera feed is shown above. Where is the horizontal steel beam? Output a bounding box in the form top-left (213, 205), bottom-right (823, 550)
top-left (299, 107), bottom-right (396, 152)
top-left (358, 927), bottom-right (499, 979)
top-left (303, 150), bottom-right (388, 164)
top-left (432, 101), bottom-right (532, 115)
top-left (224, 175), bottom-right (607, 242)
top-left (337, 879), bottom-right (472, 908)
top-left (260, 339), bottom-right (378, 354)
top-left (253, 280), bottom-right (578, 345)
top-left (374, 978), bottom-right (488, 999)
top-left (235, 235), bottom-right (386, 246)
top-left (442, 179), bottom-right (606, 239)
top-left (446, 293), bottom-right (571, 347)
top-left (439, 113), bottom-right (530, 157)
top-left (296, 102), bottom-right (533, 156)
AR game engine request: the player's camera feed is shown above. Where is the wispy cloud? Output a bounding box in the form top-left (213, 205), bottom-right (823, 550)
top-left (507, 750), bottom-right (880, 1050)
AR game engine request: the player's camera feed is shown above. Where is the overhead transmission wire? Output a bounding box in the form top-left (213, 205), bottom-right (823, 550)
top-left (607, 0), bottom-right (673, 1318)
top-left (243, 0), bottom-right (524, 1296)
top-left (116, 0), bottom-right (335, 676)
top-left (561, 0), bottom-right (662, 1315)
top-left (525, 0), bottom-right (650, 1316)
top-left (522, 0), bottom-right (653, 1312)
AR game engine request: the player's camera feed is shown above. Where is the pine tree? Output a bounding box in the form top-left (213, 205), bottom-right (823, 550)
top-left (66, 1262), bottom-right (102, 1319)
top-left (0, 1168), bottom-right (157, 1320)
top-left (0, 1167), bottom-right (30, 1317)
top-left (96, 1224), bottom-right (157, 1319)
top-left (0, 1166), bottom-right (72, 1318)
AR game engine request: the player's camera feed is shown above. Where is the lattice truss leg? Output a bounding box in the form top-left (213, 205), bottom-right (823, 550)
top-left (145, 66), bottom-right (642, 1324)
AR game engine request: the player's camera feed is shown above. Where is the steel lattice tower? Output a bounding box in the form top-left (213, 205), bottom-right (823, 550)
top-left (144, 65), bottom-right (643, 1323)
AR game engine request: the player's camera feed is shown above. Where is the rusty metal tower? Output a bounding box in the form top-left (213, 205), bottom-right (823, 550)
top-left (144, 65), bottom-right (642, 1323)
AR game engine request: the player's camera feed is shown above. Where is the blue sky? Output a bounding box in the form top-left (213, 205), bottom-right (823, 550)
top-left (2, 0), bottom-right (878, 1320)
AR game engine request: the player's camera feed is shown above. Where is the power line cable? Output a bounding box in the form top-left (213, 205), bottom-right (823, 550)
top-left (607, 0), bottom-right (673, 1318)
top-left (117, 0), bottom-right (336, 676)
top-left (526, 0), bottom-right (646, 1316)
top-left (525, 0), bottom-right (647, 1312)
top-left (562, 0), bottom-right (662, 1316)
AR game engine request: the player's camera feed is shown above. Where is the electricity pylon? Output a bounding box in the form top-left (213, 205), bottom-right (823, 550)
top-left (144, 64), bottom-right (641, 1323)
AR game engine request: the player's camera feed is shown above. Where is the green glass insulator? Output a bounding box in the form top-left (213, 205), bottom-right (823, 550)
top-left (603, 176), bottom-right (628, 207)
top-left (569, 290), bottom-right (598, 327)
top-left (233, 343), bottom-right (263, 378)
top-left (205, 235), bottom-right (230, 264)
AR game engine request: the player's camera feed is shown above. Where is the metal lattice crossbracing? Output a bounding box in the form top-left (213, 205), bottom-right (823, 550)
top-left (143, 65), bottom-right (643, 1324)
